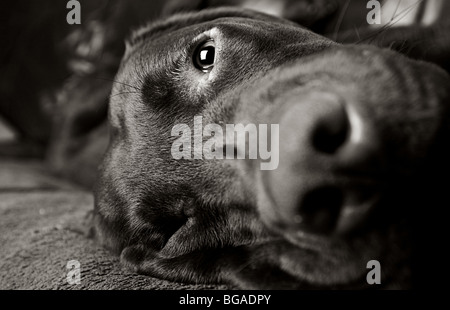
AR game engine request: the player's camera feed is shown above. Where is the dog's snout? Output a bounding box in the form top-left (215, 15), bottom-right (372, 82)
top-left (261, 92), bottom-right (383, 236)
top-left (295, 186), bottom-right (344, 234)
top-left (309, 95), bottom-right (349, 155)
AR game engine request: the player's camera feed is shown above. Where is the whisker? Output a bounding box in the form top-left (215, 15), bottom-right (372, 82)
top-left (110, 91), bottom-right (140, 98)
top-left (390, 0), bottom-right (404, 22)
top-left (389, 0), bottom-right (425, 26)
top-left (356, 0), bottom-right (425, 44)
top-left (88, 76), bottom-right (141, 92)
top-left (332, 0), bottom-right (351, 41)
top-left (353, 25), bottom-right (361, 41)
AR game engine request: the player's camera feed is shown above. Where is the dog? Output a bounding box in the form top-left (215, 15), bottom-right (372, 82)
top-left (91, 6), bottom-right (450, 289)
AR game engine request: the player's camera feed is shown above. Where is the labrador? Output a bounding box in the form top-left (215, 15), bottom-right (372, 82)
top-left (92, 7), bottom-right (450, 289)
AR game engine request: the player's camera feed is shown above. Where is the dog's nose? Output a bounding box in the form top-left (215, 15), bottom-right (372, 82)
top-left (263, 91), bottom-right (382, 236)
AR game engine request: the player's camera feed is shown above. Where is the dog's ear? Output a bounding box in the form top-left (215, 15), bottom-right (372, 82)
top-left (162, 0), bottom-right (338, 30)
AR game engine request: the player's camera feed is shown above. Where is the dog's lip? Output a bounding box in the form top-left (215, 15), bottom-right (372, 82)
top-left (283, 228), bottom-right (347, 253)
top-left (283, 202), bottom-right (377, 247)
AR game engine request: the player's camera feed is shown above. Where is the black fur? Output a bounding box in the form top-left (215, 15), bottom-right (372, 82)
top-left (92, 8), bottom-right (450, 289)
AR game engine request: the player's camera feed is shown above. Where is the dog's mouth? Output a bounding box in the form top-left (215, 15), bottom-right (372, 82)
top-left (274, 216), bottom-right (412, 288)
top-left (257, 177), bottom-right (413, 287)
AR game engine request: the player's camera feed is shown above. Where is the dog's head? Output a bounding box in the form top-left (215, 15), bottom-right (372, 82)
top-left (94, 8), bottom-right (450, 289)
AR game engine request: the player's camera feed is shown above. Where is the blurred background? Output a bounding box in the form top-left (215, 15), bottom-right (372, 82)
top-left (0, 0), bottom-right (168, 187)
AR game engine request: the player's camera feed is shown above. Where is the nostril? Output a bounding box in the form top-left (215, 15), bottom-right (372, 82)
top-left (311, 104), bottom-right (349, 154)
top-left (297, 187), bottom-right (343, 234)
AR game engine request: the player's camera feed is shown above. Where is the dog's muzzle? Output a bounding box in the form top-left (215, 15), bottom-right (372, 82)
top-left (236, 45), bottom-right (450, 239)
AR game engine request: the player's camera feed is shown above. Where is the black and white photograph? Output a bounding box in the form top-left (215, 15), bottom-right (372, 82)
top-left (1, 0), bottom-right (449, 297)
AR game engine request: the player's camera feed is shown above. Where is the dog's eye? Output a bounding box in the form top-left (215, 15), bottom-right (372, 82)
top-left (193, 40), bottom-right (215, 73)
